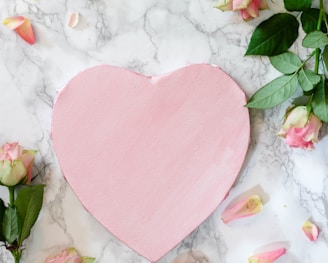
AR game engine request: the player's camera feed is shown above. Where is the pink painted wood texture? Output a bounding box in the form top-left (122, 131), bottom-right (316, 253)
top-left (51, 64), bottom-right (250, 262)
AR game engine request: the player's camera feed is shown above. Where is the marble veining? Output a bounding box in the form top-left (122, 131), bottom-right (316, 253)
top-left (1, 0), bottom-right (327, 262)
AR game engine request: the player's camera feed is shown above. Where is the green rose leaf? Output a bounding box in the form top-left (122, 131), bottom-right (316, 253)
top-left (298, 69), bottom-right (321, 92)
top-left (246, 75), bottom-right (299, 109)
top-left (284, 0), bottom-right (312, 11)
top-left (323, 46), bottom-right (328, 70)
top-left (301, 8), bottom-right (327, 33)
top-left (302, 31), bottom-right (328, 48)
top-left (245, 13), bottom-right (299, 56)
top-left (15, 184), bottom-right (44, 245)
top-left (312, 78), bottom-right (328, 122)
top-left (269, 52), bottom-right (302, 74)
top-left (3, 207), bottom-right (20, 244)
top-left (0, 200), bottom-right (6, 242)
top-left (292, 96), bottom-right (311, 106)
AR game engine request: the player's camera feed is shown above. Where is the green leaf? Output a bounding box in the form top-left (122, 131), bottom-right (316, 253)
top-left (246, 75), bottom-right (299, 109)
top-left (323, 46), bottom-right (328, 70)
top-left (0, 200), bottom-right (6, 242)
top-left (302, 31), bottom-right (328, 48)
top-left (301, 8), bottom-right (327, 33)
top-left (2, 207), bottom-right (19, 244)
top-left (245, 13), bottom-right (299, 56)
top-left (312, 78), bottom-right (328, 122)
top-left (284, 0), bottom-right (311, 11)
top-left (292, 96), bottom-right (311, 106)
top-left (269, 52), bottom-right (302, 74)
top-left (298, 69), bottom-right (321, 92)
top-left (15, 185), bottom-right (44, 245)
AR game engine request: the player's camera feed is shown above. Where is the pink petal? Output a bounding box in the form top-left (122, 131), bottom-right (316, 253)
top-left (68, 12), bottom-right (80, 28)
top-left (233, 0), bottom-right (252, 10)
top-left (302, 221), bottom-right (319, 241)
top-left (20, 150), bottom-right (37, 184)
top-left (0, 142), bottom-right (22, 162)
top-left (15, 18), bottom-right (35, 44)
top-left (303, 114), bottom-right (322, 143)
top-left (244, 1), bottom-right (260, 18)
top-left (221, 195), bottom-right (263, 224)
top-left (2, 16), bottom-right (25, 30)
top-left (248, 248), bottom-right (286, 263)
top-left (285, 127), bottom-right (314, 150)
top-left (240, 9), bottom-right (254, 20)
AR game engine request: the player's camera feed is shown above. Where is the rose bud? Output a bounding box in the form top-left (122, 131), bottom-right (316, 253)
top-left (215, 0), bottom-right (269, 20)
top-left (278, 106), bottom-right (322, 150)
top-left (0, 142), bottom-right (37, 186)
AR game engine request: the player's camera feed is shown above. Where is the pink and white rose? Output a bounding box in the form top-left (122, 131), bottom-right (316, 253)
top-left (0, 142), bottom-right (37, 186)
top-left (278, 106), bottom-right (322, 150)
top-left (215, 0), bottom-right (269, 20)
top-left (44, 248), bottom-right (95, 263)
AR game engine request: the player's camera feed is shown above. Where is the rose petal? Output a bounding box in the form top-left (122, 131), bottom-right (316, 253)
top-left (20, 150), bottom-right (37, 184)
top-left (302, 220), bottom-right (319, 241)
top-left (2, 16), bottom-right (25, 30)
top-left (248, 248), bottom-right (286, 263)
top-left (243, 1), bottom-right (260, 18)
top-left (15, 18), bottom-right (35, 44)
top-left (68, 12), bottom-right (80, 28)
top-left (285, 127), bottom-right (314, 150)
top-left (221, 194), bottom-right (263, 223)
top-left (233, 0), bottom-right (252, 10)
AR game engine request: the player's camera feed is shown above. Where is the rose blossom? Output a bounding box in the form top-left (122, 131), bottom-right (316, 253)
top-left (45, 248), bottom-right (95, 263)
top-left (215, 0), bottom-right (269, 20)
top-left (278, 106), bottom-right (322, 150)
top-left (0, 142), bottom-right (37, 186)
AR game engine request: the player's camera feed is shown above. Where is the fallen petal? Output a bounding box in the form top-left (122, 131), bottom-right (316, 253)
top-left (221, 194), bottom-right (263, 223)
top-left (15, 18), bottom-right (35, 45)
top-left (68, 12), bottom-right (80, 28)
top-left (2, 16), bottom-right (25, 30)
top-left (302, 220), bottom-right (319, 241)
top-left (248, 248), bottom-right (286, 263)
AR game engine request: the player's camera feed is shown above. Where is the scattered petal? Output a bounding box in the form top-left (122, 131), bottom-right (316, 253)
top-left (3, 16), bottom-right (35, 44)
top-left (248, 248), bottom-right (286, 263)
top-left (15, 18), bottom-right (35, 44)
top-left (2, 16), bottom-right (25, 30)
top-left (302, 220), bottom-right (319, 241)
top-left (68, 12), bottom-right (80, 28)
top-left (221, 194), bottom-right (263, 223)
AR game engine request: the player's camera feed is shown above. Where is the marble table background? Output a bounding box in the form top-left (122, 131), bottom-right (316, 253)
top-left (1, 0), bottom-right (328, 262)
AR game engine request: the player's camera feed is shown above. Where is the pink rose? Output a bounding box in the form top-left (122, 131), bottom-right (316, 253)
top-left (45, 248), bottom-right (95, 263)
top-left (215, 0), bottom-right (269, 20)
top-left (278, 106), bottom-right (322, 150)
top-left (0, 142), bottom-right (37, 186)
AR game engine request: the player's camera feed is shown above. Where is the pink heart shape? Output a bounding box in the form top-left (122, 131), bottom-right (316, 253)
top-left (51, 64), bottom-right (249, 262)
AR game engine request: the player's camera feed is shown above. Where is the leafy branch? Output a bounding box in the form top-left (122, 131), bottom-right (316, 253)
top-left (245, 0), bottom-right (328, 123)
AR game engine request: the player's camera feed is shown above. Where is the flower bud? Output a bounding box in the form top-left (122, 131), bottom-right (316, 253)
top-left (215, 0), bottom-right (269, 20)
top-left (278, 106), bottom-right (322, 150)
top-left (44, 248), bottom-right (95, 263)
top-left (0, 142), bottom-right (37, 186)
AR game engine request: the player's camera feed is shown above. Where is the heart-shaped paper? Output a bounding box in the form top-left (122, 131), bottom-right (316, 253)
top-left (51, 64), bottom-right (249, 262)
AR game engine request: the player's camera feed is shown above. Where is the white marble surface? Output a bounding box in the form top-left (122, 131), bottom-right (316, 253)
top-left (0, 0), bottom-right (327, 262)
